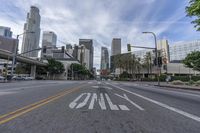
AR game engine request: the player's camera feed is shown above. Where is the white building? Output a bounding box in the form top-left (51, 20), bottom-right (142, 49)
top-left (22, 6), bottom-right (41, 57)
top-left (0, 26), bottom-right (12, 38)
top-left (170, 40), bottom-right (200, 62)
top-left (111, 38), bottom-right (121, 56)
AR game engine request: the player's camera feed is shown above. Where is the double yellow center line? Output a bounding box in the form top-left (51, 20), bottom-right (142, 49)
top-left (0, 84), bottom-right (84, 125)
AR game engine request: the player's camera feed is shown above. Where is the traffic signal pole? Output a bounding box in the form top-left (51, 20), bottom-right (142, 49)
top-left (127, 32), bottom-right (160, 86)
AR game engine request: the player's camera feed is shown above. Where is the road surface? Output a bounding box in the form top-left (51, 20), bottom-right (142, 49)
top-left (0, 80), bottom-right (200, 133)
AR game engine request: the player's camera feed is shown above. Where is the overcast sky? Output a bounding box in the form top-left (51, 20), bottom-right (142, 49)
top-left (0, 0), bottom-right (199, 69)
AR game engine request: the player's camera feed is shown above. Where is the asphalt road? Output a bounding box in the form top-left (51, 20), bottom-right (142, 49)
top-left (0, 80), bottom-right (200, 133)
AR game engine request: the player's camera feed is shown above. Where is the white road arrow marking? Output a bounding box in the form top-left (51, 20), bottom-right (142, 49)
top-left (118, 105), bottom-right (130, 111)
top-left (115, 93), bottom-right (144, 111)
top-left (105, 93), bottom-right (119, 110)
top-left (109, 83), bottom-right (200, 122)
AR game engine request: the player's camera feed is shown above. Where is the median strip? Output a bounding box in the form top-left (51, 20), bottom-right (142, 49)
top-left (0, 84), bottom-right (84, 125)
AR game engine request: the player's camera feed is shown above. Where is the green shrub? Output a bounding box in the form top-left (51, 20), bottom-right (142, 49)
top-left (195, 80), bottom-right (200, 86)
top-left (159, 74), bottom-right (167, 82)
top-left (188, 80), bottom-right (195, 85)
top-left (171, 80), bottom-right (185, 85)
top-left (172, 76), bottom-right (190, 82)
top-left (191, 76), bottom-right (200, 81)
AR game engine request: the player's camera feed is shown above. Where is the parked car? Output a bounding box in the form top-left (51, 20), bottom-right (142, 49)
top-left (0, 76), bottom-right (5, 80)
top-left (12, 76), bottom-right (24, 80)
top-left (27, 76), bottom-right (34, 80)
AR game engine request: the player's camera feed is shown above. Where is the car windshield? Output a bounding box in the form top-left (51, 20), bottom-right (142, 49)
top-left (0, 0), bottom-right (200, 133)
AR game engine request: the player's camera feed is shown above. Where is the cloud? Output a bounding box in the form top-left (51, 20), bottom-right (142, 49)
top-left (0, 0), bottom-right (199, 69)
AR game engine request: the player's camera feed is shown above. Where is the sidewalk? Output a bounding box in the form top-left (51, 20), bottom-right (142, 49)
top-left (135, 81), bottom-right (200, 91)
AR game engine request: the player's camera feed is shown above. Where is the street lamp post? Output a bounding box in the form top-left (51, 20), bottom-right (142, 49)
top-left (142, 31), bottom-right (160, 86)
top-left (11, 31), bottom-right (35, 78)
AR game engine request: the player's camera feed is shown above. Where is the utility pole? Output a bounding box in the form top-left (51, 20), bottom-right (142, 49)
top-left (11, 32), bottom-right (35, 78)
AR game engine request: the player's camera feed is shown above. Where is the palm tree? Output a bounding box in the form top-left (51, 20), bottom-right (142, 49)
top-left (143, 52), bottom-right (153, 74)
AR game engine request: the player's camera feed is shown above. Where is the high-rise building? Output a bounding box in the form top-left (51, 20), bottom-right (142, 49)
top-left (101, 47), bottom-right (109, 70)
top-left (65, 44), bottom-right (73, 56)
top-left (0, 26), bottom-right (12, 38)
top-left (169, 40), bottom-right (200, 62)
top-left (41, 31), bottom-right (57, 58)
top-left (77, 45), bottom-right (90, 70)
top-left (72, 45), bottom-right (79, 60)
top-left (157, 39), bottom-right (170, 63)
top-left (79, 39), bottom-right (93, 71)
top-left (42, 31), bottom-right (57, 47)
top-left (111, 38), bottom-right (121, 56)
top-left (21, 6), bottom-right (41, 57)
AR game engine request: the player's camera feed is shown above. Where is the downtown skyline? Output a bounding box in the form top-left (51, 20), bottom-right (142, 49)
top-left (0, 0), bottom-right (200, 69)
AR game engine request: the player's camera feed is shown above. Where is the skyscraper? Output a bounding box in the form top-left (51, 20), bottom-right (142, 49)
top-left (21, 6), bottom-right (41, 57)
top-left (111, 38), bottom-right (121, 56)
top-left (41, 31), bottom-right (57, 58)
top-left (101, 47), bottom-right (109, 70)
top-left (42, 31), bottom-right (57, 47)
top-left (79, 39), bottom-right (93, 71)
top-left (0, 26), bottom-right (12, 38)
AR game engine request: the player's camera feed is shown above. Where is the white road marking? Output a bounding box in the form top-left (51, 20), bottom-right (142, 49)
top-left (119, 105), bottom-right (130, 111)
top-left (89, 93), bottom-right (97, 109)
top-left (104, 86), bottom-right (113, 90)
top-left (108, 83), bottom-right (200, 122)
top-left (115, 93), bottom-right (144, 111)
top-left (69, 93), bottom-right (86, 109)
top-left (122, 83), bottom-right (200, 98)
top-left (0, 91), bottom-right (17, 96)
top-left (105, 93), bottom-right (119, 110)
top-left (88, 82), bottom-right (93, 84)
top-left (97, 82), bottom-right (101, 84)
top-left (76, 93), bottom-right (91, 109)
top-left (0, 84), bottom-right (68, 92)
top-left (92, 86), bottom-right (99, 88)
top-left (99, 93), bottom-right (107, 110)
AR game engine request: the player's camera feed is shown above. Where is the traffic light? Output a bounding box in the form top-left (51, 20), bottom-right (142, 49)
top-left (127, 44), bottom-right (131, 52)
top-left (158, 57), bottom-right (162, 67)
top-left (153, 58), bottom-right (157, 66)
top-left (42, 46), bottom-right (47, 53)
top-left (3, 63), bottom-right (7, 68)
top-left (61, 46), bottom-right (65, 53)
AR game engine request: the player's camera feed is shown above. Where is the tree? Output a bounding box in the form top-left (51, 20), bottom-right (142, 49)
top-left (182, 51), bottom-right (200, 71)
top-left (15, 63), bottom-right (31, 75)
top-left (47, 59), bottom-right (65, 79)
top-left (143, 52), bottom-right (153, 74)
top-left (70, 63), bottom-right (91, 80)
top-left (186, 0), bottom-right (200, 31)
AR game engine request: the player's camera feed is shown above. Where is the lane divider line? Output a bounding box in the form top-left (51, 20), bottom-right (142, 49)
top-left (108, 83), bottom-right (200, 122)
top-left (0, 84), bottom-right (85, 125)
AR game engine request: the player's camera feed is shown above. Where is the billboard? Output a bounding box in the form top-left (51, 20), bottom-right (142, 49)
top-left (0, 35), bottom-right (18, 53)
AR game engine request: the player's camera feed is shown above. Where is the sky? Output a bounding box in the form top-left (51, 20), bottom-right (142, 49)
top-left (0, 0), bottom-right (199, 69)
